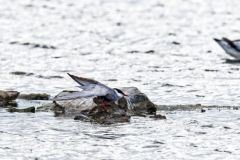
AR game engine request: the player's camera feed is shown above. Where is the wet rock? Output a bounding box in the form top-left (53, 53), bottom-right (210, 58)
top-left (223, 126), bottom-right (231, 129)
top-left (8, 107), bottom-right (35, 113)
top-left (0, 90), bottom-right (19, 105)
top-left (128, 50), bottom-right (139, 54)
top-left (4, 101), bottom-right (18, 107)
top-left (225, 59), bottom-right (240, 63)
top-left (172, 41), bottom-right (181, 45)
top-left (168, 33), bottom-right (176, 36)
top-left (37, 75), bottom-right (63, 79)
top-left (18, 93), bottom-right (49, 100)
top-left (74, 114), bottom-right (90, 121)
top-left (9, 41), bottom-right (57, 50)
top-left (53, 95), bottom-right (130, 124)
top-left (204, 69), bottom-right (219, 72)
top-left (201, 124), bottom-right (214, 128)
top-left (52, 87), bottom-right (156, 123)
top-left (214, 149), bottom-right (232, 154)
top-left (10, 71), bottom-right (34, 76)
top-left (121, 87), bottom-right (157, 114)
top-left (149, 114), bottom-right (166, 119)
top-left (116, 22), bottom-right (122, 26)
top-left (233, 107), bottom-right (239, 110)
top-left (145, 50), bottom-right (155, 54)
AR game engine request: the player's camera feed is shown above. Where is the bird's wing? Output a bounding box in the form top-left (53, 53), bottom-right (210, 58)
top-left (232, 40), bottom-right (240, 51)
top-left (222, 37), bottom-right (240, 51)
top-left (68, 73), bottom-right (113, 89)
top-left (54, 84), bottom-right (111, 101)
top-left (214, 38), bottom-right (240, 59)
top-left (68, 73), bottom-right (100, 86)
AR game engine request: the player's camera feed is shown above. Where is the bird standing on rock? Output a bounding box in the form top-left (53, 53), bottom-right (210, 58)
top-left (54, 73), bottom-right (133, 110)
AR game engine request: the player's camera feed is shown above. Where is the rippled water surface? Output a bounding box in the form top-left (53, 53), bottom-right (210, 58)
top-left (1, 0), bottom-right (240, 159)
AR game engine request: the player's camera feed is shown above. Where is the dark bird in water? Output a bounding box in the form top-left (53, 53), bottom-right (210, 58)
top-left (214, 37), bottom-right (240, 60)
top-left (54, 73), bottom-right (133, 109)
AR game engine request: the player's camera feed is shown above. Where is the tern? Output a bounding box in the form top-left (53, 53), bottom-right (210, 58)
top-left (214, 37), bottom-right (240, 59)
top-left (54, 73), bottom-right (133, 110)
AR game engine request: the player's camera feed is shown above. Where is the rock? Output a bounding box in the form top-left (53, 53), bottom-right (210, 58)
top-left (10, 71), bottom-right (34, 76)
top-left (18, 93), bottom-right (49, 100)
top-left (172, 41), bottom-right (181, 45)
top-left (8, 106), bottom-right (35, 113)
top-left (121, 87), bottom-right (157, 114)
top-left (150, 114), bottom-right (166, 119)
top-left (53, 96), bottom-right (130, 124)
top-left (51, 87), bottom-right (156, 124)
top-left (9, 41), bottom-right (57, 50)
top-left (145, 50), bottom-right (155, 54)
top-left (225, 59), bottom-right (240, 63)
top-left (201, 108), bottom-right (206, 113)
top-left (0, 90), bottom-right (19, 105)
top-left (54, 87), bottom-right (156, 115)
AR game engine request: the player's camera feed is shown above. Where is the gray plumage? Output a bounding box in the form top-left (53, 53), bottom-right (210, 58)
top-left (214, 37), bottom-right (240, 59)
top-left (54, 73), bottom-right (123, 102)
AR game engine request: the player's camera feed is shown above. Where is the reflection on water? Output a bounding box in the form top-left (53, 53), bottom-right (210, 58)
top-left (1, 0), bottom-right (240, 159)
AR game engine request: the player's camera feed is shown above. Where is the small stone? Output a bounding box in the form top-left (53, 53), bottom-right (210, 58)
top-left (8, 107), bottom-right (35, 113)
top-left (172, 41), bottom-right (181, 45)
top-left (74, 114), bottom-right (89, 121)
top-left (33, 44), bottom-right (40, 48)
top-left (150, 114), bottom-right (166, 119)
top-left (9, 41), bottom-right (18, 44)
top-left (10, 71), bottom-right (34, 76)
top-left (22, 42), bottom-right (30, 46)
top-left (233, 107), bottom-right (239, 110)
top-left (145, 50), bottom-right (155, 54)
top-left (116, 22), bottom-right (122, 26)
top-left (18, 93), bottom-right (49, 100)
top-left (0, 90), bottom-right (19, 102)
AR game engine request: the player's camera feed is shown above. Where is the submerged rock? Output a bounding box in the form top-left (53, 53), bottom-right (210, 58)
top-left (150, 114), bottom-right (167, 119)
top-left (18, 93), bottom-right (49, 100)
top-left (8, 107), bottom-right (35, 113)
top-left (225, 59), bottom-right (240, 63)
top-left (10, 71), bottom-right (34, 76)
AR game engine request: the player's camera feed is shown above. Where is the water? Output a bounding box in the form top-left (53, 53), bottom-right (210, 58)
top-left (1, 0), bottom-right (240, 159)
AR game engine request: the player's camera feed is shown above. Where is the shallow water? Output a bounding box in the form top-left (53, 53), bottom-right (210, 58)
top-left (1, 0), bottom-right (240, 159)
top-left (1, 109), bottom-right (240, 159)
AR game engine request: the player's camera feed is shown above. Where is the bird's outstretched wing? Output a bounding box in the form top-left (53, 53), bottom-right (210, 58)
top-left (54, 74), bottom-right (115, 101)
top-left (67, 73), bottom-right (98, 86)
top-left (222, 37), bottom-right (240, 52)
top-left (232, 39), bottom-right (240, 51)
top-left (214, 38), bottom-right (240, 59)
